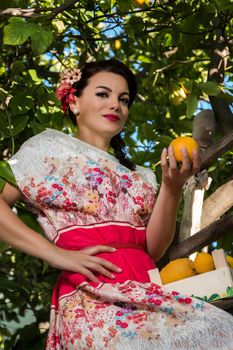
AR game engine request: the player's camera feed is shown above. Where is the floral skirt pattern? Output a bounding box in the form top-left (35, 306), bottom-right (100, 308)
top-left (46, 281), bottom-right (233, 350)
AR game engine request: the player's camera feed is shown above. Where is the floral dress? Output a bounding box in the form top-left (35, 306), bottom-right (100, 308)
top-left (9, 128), bottom-right (233, 350)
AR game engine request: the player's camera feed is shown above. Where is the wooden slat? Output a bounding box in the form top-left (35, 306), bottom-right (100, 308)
top-left (169, 211), bottom-right (233, 260)
top-left (200, 130), bottom-right (233, 170)
top-left (211, 298), bottom-right (233, 311)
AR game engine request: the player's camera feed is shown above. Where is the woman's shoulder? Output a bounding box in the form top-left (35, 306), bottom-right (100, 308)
top-left (18, 128), bottom-right (68, 148)
top-left (8, 129), bottom-right (70, 173)
top-left (11, 128), bottom-right (76, 158)
top-left (135, 165), bottom-right (158, 190)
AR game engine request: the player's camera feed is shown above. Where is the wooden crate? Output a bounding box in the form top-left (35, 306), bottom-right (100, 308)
top-left (148, 249), bottom-right (233, 302)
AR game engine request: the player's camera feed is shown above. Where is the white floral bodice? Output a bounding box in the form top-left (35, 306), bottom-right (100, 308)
top-left (8, 129), bottom-right (158, 241)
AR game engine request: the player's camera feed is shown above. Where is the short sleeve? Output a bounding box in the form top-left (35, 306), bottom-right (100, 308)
top-left (135, 165), bottom-right (158, 191)
top-left (8, 132), bottom-right (49, 187)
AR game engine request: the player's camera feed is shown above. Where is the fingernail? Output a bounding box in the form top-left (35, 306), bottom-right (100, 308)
top-left (111, 248), bottom-right (116, 251)
top-left (111, 274), bottom-right (116, 279)
top-left (117, 267), bottom-right (122, 272)
top-left (168, 146), bottom-right (173, 154)
top-left (181, 146), bottom-right (187, 154)
top-left (192, 149), bottom-right (198, 156)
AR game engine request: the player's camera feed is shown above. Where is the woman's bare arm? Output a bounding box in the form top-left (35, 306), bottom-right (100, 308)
top-left (0, 182), bottom-right (121, 282)
top-left (146, 147), bottom-right (200, 261)
top-left (0, 182), bottom-right (68, 266)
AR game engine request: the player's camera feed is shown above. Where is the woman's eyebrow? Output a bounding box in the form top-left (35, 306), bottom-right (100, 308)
top-left (95, 86), bottom-right (129, 95)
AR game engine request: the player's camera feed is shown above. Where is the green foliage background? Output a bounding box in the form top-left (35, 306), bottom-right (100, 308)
top-left (0, 0), bottom-right (233, 348)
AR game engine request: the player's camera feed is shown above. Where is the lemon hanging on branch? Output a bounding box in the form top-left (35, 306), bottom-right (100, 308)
top-left (114, 39), bottom-right (121, 50)
top-left (169, 136), bottom-right (198, 163)
top-left (135, 0), bottom-right (145, 5)
top-left (169, 83), bottom-right (189, 106)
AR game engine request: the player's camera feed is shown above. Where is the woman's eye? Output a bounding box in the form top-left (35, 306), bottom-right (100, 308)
top-left (120, 98), bottom-right (129, 106)
top-left (96, 92), bottom-right (108, 98)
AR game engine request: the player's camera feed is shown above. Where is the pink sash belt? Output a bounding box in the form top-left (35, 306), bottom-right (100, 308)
top-left (104, 242), bottom-right (145, 251)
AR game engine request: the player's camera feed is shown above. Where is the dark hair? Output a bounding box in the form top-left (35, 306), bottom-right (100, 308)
top-left (68, 59), bottom-right (137, 171)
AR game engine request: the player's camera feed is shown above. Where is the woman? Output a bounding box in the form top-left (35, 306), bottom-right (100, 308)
top-left (1, 59), bottom-right (233, 349)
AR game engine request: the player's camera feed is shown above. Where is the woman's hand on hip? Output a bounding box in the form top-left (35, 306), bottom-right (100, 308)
top-left (49, 245), bottom-right (122, 283)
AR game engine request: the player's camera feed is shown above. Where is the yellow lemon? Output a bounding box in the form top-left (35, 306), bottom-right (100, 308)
top-left (135, 0), bottom-right (145, 4)
top-left (160, 258), bottom-right (196, 284)
top-left (194, 252), bottom-right (215, 274)
top-left (226, 255), bottom-right (233, 269)
top-left (169, 136), bottom-right (198, 163)
top-left (169, 84), bottom-right (187, 105)
top-left (114, 39), bottom-right (121, 50)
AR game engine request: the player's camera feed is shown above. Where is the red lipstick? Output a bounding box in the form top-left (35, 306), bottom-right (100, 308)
top-left (103, 114), bottom-right (120, 121)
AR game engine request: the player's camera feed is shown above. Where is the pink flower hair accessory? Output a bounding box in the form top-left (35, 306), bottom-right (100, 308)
top-left (56, 67), bottom-right (82, 112)
top-left (60, 68), bottom-right (82, 85)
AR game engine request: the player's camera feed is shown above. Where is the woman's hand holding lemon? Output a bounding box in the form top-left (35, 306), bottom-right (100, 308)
top-left (161, 136), bottom-right (200, 191)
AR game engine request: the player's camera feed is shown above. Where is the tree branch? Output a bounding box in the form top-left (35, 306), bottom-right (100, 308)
top-left (155, 58), bottom-right (211, 73)
top-left (47, 0), bottom-right (80, 20)
top-left (208, 18), bottom-right (233, 134)
top-left (0, 7), bottom-right (43, 18)
top-left (85, 7), bottom-right (156, 24)
top-left (0, 0), bottom-right (79, 19)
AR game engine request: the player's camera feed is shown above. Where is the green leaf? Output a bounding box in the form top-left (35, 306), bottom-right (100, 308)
top-left (0, 110), bottom-right (9, 134)
top-left (0, 241), bottom-right (8, 253)
top-left (171, 24), bottom-right (180, 46)
top-left (3, 19), bottom-right (53, 55)
top-left (0, 0), bottom-right (28, 9)
top-left (185, 94), bottom-right (198, 119)
top-left (226, 286), bottom-right (233, 297)
top-left (0, 161), bottom-right (17, 186)
top-left (3, 17), bottom-right (31, 45)
top-left (115, 0), bottom-right (133, 11)
top-left (29, 119), bottom-right (46, 135)
top-left (142, 123), bottom-right (156, 140)
top-left (156, 135), bottom-right (173, 146)
top-left (0, 177), bottom-right (6, 192)
top-left (206, 4), bottom-right (217, 12)
top-left (10, 60), bottom-right (25, 75)
top-left (138, 55), bottom-right (152, 63)
top-left (180, 15), bottom-right (200, 52)
top-left (42, 261), bottom-right (49, 275)
top-left (30, 24), bottom-right (53, 55)
top-left (217, 92), bottom-right (233, 103)
top-left (0, 279), bottom-right (20, 290)
top-left (17, 207), bottom-right (44, 234)
top-left (213, 0), bottom-right (233, 11)
top-left (9, 93), bottom-right (33, 115)
top-left (208, 164), bottom-right (217, 172)
top-left (28, 69), bottom-right (43, 83)
top-left (10, 114), bottom-right (29, 136)
top-left (185, 80), bottom-right (194, 93)
top-left (198, 81), bottom-right (221, 96)
top-left (207, 293), bottom-right (221, 302)
top-left (52, 19), bottom-right (65, 33)
top-left (50, 112), bottom-right (64, 130)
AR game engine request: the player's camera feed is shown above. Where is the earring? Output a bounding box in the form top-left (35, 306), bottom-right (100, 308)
top-left (73, 109), bottom-right (79, 115)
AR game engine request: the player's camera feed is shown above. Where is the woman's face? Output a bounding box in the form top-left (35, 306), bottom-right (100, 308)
top-left (71, 72), bottom-right (130, 138)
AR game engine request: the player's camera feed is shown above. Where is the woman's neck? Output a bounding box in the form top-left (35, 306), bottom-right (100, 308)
top-left (76, 130), bottom-right (111, 152)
